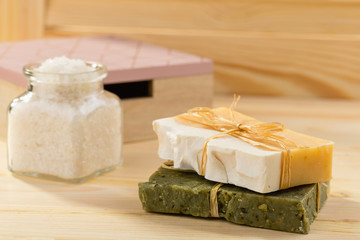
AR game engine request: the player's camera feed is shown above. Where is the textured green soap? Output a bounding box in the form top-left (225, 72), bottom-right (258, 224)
top-left (138, 167), bottom-right (329, 234)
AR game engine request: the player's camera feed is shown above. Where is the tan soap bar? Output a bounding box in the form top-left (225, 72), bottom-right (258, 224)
top-left (153, 107), bottom-right (333, 193)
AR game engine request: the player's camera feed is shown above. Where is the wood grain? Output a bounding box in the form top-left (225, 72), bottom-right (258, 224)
top-left (45, 0), bottom-right (360, 35)
top-left (0, 0), bottom-right (45, 41)
top-left (43, 0), bottom-right (360, 99)
top-left (0, 94), bottom-right (359, 239)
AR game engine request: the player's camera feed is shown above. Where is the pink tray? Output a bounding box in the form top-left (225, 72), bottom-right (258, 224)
top-left (0, 36), bottom-right (212, 87)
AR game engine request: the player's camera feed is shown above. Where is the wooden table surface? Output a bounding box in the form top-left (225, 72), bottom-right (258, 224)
top-left (0, 95), bottom-right (359, 239)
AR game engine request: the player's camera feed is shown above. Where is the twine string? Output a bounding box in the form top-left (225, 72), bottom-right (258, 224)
top-left (176, 95), bottom-right (302, 189)
top-left (316, 182), bottom-right (329, 213)
top-left (210, 183), bottom-right (224, 218)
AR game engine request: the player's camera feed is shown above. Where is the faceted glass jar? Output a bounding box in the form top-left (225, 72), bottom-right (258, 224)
top-left (7, 62), bottom-right (123, 182)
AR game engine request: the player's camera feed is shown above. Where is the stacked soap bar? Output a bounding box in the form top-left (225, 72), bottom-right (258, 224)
top-left (139, 167), bottom-right (329, 234)
top-left (153, 108), bottom-right (333, 193)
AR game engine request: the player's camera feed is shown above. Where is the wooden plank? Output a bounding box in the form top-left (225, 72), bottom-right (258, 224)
top-left (46, 0), bottom-right (360, 35)
top-left (0, 0), bottom-right (45, 41)
top-left (131, 34), bottom-right (360, 99)
top-left (0, 95), bottom-right (359, 238)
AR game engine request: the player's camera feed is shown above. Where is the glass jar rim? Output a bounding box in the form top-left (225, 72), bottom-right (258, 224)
top-left (23, 61), bottom-right (108, 83)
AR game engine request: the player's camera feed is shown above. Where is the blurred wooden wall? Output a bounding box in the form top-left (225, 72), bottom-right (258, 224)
top-left (0, 0), bottom-right (44, 41)
top-left (2, 0), bottom-right (360, 99)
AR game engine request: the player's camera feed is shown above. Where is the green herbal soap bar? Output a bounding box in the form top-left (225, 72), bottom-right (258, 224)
top-left (138, 167), bottom-right (328, 234)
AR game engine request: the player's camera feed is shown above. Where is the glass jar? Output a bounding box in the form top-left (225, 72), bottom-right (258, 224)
top-left (7, 62), bottom-right (123, 182)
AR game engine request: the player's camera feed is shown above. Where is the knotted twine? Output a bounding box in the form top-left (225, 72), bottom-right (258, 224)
top-left (176, 95), bottom-right (301, 190)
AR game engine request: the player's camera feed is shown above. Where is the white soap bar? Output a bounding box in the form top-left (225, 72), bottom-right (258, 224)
top-left (153, 117), bottom-right (282, 193)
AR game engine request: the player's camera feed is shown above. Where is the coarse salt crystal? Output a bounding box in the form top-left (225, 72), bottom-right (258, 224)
top-left (35, 56), bottom-right (94, 74)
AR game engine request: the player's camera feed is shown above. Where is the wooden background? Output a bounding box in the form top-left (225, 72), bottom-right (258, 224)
top-left (1, 0), bottom-right (360, 99)
top-left (1, 2), bottom-right (360, 238)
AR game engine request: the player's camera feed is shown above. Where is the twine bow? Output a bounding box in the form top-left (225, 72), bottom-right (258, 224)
top-left (176, 95), bottom-right (302, 189)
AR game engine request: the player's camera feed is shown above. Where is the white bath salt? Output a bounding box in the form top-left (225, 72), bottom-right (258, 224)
top-left (8, 57), bottom-right (122, 182)
top-left (33, 56), bottom-right (98, 83)
top-left (35, 56), bottom-right (94, 74)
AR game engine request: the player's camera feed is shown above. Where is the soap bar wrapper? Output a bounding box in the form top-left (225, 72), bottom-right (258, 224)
top-left (138, 167), bottom-right (329, 234)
